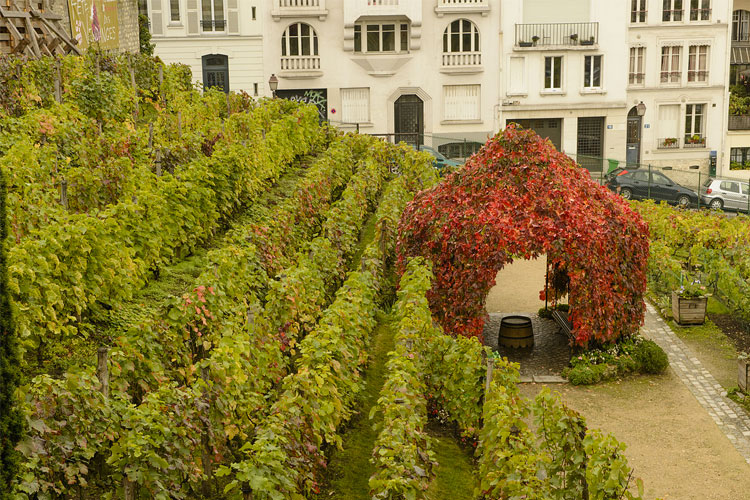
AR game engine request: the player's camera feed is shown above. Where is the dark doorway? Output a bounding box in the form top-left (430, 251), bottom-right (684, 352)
top-left (394, 94), bottom-right (424, 147)
top-left (202, 54), bottom-right (229, 93)
top-left (506, 119), bottom-right (562, 150)
top-left (577, 116), bottom-right (605, 174)
top-left (626, 107), bottom-right (642, 166)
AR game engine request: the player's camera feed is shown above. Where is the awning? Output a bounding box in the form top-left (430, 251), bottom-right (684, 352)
top-left (732, 46), bottom-right (750, 64)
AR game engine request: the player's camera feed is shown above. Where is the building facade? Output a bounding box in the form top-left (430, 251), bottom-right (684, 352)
top-left (143, 0), bottom-right (264, 95)
top-left (727, 0), bottom-right (750, 178)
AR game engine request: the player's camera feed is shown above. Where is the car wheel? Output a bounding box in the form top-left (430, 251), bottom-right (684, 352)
top-left (709, 198), bottom-right (724, 210)
top-left (620, 188), bottom-right (633, 200)
top-left (677, 195), bottom-right (691, 208)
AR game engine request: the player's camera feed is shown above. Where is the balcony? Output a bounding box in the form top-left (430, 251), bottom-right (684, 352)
top-left (684, 135), bottom-right (706, 148)
top-left (441, 51), bottom-right (482, 74)
top-left (514, 23), bottom-right (598, 50)
top-left (271, 0), bottom-right (328, 21)
top-left (729, 115), bottom-right (750, 130)
top-left (658, 138), bottom-right (680, 149)
top-left (279, 55), bottom-right (323, 79)
top-left (435, 0), bottom-right (490, 17)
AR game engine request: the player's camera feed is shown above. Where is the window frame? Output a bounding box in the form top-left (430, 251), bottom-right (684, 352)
top-left (687, 44), bottom-right (709, 83)
top-left (353, 21), bottom-right (410, 54)
top-left (662, 0), bottom-right (684, 22)
top-left (340, 87), bottom-right (371, 124)
top-left (660, 45), bottom-right (682, 84)
top-left (733, 10), bottom-right (750, 42)
top-left (583, 55), bottom-right (603, 90)
top-left (443, 19), bottom-right (480, 54)
top-left (281, 22), bottom-right (319, 58)
top-left (631, 0), bottom-right (647, 23)
top-left (629, 47), bottom-right (645, 85)
top-left (543, 55), bottom-right (563, 92)
top-left (684, 103), bottom-right (705, 141)
top-left (170, 0), bottom-right (180, 23)
top-left (689, 0), bottom-right (710, 21)
top-left (443, 84), bottom-right (481, 122)
top-left (201, 0), bottom-right (225, 32)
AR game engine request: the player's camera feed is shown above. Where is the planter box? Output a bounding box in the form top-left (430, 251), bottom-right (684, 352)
top-left (739, 358), bottom-right (750, 393)
top-left (580, 40), bottom-right (595, 46)
top-left (671, 292), bottom-right (707, 325)
top-left (519, 41), bottom-right (533, 47)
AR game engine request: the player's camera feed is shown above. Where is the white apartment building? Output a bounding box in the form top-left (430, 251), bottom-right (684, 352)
top-left (265, 0), bottom-right (501, 155)
top-left (142, 0), bottom-right (265, 96)
top-left (727, 0), bottom-right (750, 178)
top-left (625, 0), bottom-right (731, 178)
top-left (498, 0), bottom-right (629, 174)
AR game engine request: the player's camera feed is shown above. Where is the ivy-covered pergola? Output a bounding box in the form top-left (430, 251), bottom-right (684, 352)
top-left (396, 126), bottom-right (650, 347)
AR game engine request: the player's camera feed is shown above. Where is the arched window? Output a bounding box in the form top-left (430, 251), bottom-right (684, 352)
top-left (282, 22), bottom-right (319, 57)
top-left (733, 10), bottom-right (750, 42)
top-left (443, 19), bottom-right (480, 53)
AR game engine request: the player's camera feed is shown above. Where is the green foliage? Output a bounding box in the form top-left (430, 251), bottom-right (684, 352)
top-left (139, 14), bottom-right (155, 56)
top-left (0, 156), bottom-right (23, 499)
top-left (633, 339), bottom-right (669, 374)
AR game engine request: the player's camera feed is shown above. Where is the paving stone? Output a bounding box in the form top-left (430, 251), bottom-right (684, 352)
top-left (533, 375), bottom-right (567, 384)
top-left (642, 302), bottom-right (750, 462)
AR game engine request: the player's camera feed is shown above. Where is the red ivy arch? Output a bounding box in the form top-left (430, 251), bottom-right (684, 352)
top-left (396, 126), bottom-right (650, 346)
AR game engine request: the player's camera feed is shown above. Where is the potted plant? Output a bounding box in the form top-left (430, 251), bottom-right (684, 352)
top-left (581, 36), bottom-right (595, 46)
top-left (686, 134), bottom-right (704, 145)
top-left (519, 40), bottom-right (533, 47)
top-left (569, 33), bottom-right (578, 44)
top-left (663, 137), bottom-right (678, 147)
top-left (531, 35), bottom-right (540, 46)
top-left (671, 279), bottom-right (709, 325)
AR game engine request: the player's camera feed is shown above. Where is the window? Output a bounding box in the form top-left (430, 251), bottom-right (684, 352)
top-left (629, 47), bottom-right (645, 85)
top-left (660, 46), bottom-right (681, 83)
top-left (544, 56), bottom-right (563, 91)
top-left (201, 0), bottom-right (225, 31)
top-left (341, 88), bottom-right (370, 124)
top-left (252, 6), bottom-right (256, 20)
top-left (663, 0), bottom-right (683, 21)
top-left (443, 19), bottom-right (480, 53)
top-left (720, 180), bottom-right (740, 193)
top-left (202, 54), bottom-right (228, 93)
top-left (354, 22), bottom-right (409, 53)
top-left (690, 0), bottom-right (710, 20)
top-left (631, 0), bottom-right (646, 22)
top-left (170, 0), bottom-right (180, 22)
top-left (631, 171), bottom-right (650, 183)
top-left (733, 10), bottom-right (750, 41)
top-left (577, 117), bottom-right (605, 173)
top-left (253, 83), bottom-right (258, 96)
top-left (688, 45), bottom-right (708, 82)
top-left (684, 104), bottom-right (705, 142)
top-left (281, 23), bottom-right (319, 57)
top-left (730, 148), bottom-right (750, 169)
top-left (444, 85), bottom-right (480, 121)
top-left (584, 55), bottom-right (602, 89)
top-left (658, 104), bottom-right (680, 147)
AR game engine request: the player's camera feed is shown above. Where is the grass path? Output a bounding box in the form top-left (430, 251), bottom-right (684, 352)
top-left (425, 422), bottom-right (475, 500)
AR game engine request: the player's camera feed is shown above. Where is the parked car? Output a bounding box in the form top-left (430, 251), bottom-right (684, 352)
top-left (700, 177), bottom-right (750, 212)
top-left (418, 145), bottom-right (462, 170)
top-left (604, 168), bottom-right (699, 207)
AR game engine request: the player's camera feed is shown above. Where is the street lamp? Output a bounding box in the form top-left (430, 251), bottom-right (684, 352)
top-left (268, 74), bottom-right (279, 98)
top-left (636, 101), bottom-right (646, 117)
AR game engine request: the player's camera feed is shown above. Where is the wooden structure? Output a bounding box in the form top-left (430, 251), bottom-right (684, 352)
top-left (1, 0), bottom-right (81, 58)
top-left (671, 292), bottom-right (708, 325)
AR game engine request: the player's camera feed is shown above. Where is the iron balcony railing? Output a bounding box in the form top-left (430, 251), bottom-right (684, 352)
top-left (729, 115), bottom-right (750, 130)
top-left (690, 7), bottom-right (711, 20)
top-left (200, 19), bottom-right (226, 30)
top-left (514, 23), bottom-right (598, 48)
top-left (658, 138), bottom-right (680, 149)
top-left (684, 135), bottom-right (706, 148)
top-left (368, 0), bottom-right (398, 5)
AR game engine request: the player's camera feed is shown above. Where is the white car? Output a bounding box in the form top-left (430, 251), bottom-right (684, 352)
top-left (700, 178), bottom-right (750, 212)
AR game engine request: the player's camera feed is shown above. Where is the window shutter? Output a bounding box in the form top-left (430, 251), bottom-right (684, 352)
top-left (508, 57), bottom-right (526, 94)
top-left (151, 0), bottom-right (164, 35)
top-left (444, 85), bottom-right (480, 121)
top-left (341, 88), bottom-right (370, 124)
top-left (658, 104), bottom-right (680, 138)
top-left (186, 0), bottom-right (200, 35)
top-left (227, 0), bottom-right (240, 35)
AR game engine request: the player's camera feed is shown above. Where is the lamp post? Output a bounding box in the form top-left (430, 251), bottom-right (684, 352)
top-left (268, 74), bottom-right (278, 98)
top-left (636, 101), bottom-right (646, 117)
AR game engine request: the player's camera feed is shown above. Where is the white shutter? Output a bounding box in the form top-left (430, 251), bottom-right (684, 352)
top-left (658, 104), bottom-right (680, 138)
top-left (227, 0), bottom-right (239, 35)
top-left (186, 0), bottom-right (200, 35)
top-left (444, 85), bottom-right (480, 121)
top-left (151, 0), bottom-right (164, 35)
top-left (508, 57), bottom-right (526, 95)
top-left (341, 88), bottom-right (370, 124)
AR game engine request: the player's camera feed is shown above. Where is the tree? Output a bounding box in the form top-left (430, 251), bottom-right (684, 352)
top-left (0, 165), bottom-right (24, 497)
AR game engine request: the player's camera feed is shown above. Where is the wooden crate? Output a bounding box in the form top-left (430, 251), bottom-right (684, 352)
top-left (739, 358), bottom-right (750, 393)
top-left (671, 292), bottom-right (707, 326)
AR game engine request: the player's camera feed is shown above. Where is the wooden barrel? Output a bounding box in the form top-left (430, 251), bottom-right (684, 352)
top-left (498, 315), bottom-right (534, 349)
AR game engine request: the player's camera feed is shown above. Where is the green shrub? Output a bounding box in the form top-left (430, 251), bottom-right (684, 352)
top-left (634, 340), bottom-right (669, 374)
top-left (565, 364), bottom-right (605, 386)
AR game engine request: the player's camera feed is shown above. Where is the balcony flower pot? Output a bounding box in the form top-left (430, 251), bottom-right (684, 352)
top-left (569, 34), bottom-right (578, 44)
top-left (531, 35), bottom-right (540, 46)
top-left (580, 37), bottom-right (595, 46)
top-left (519, 41), bottom-right (533, 47)
top-left (671, 282), bottom-right (708, 325)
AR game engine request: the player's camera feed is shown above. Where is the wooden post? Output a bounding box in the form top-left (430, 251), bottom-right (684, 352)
top-left (97, 347), bottom-right (109, 398)
top-left (177, 111), bottom-right (182, 138)
top-left (155, 150), bottom-right (162, 177)
top-left (54, 59), bottom-right (62, 103)
top-left (485, 358), bottom-right (495, 393)
top-left (129, 61), bottom-right (139, 122)
top-left (201, 365), bottom-right (214, 496)
top-left (148, 123), bottom-right (153, 150)
top-left (123, 477), bottom-right (135, 500)
top-left (261, 129), bottom-right (266, 140)
top-left (226, 93), bottom-right (231, 117)
top-left (158, 64), bottom-right (164, 105)
top-left (60, 178), bottom-right (68, 208)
